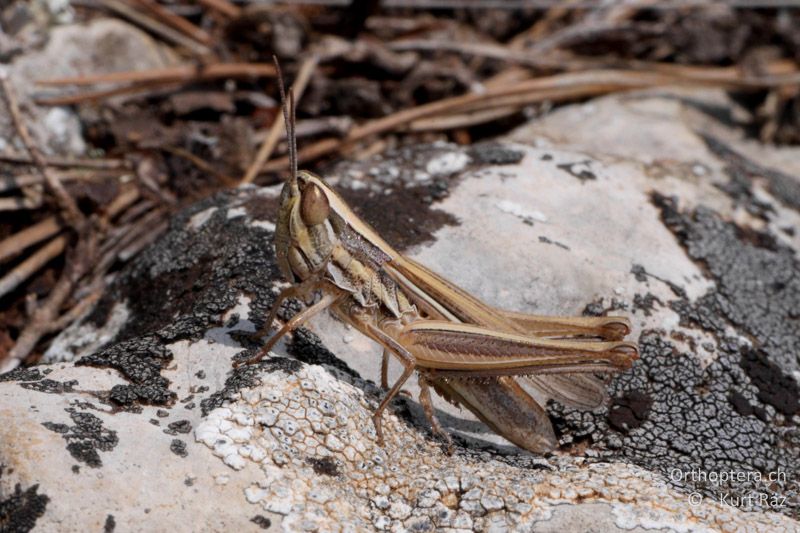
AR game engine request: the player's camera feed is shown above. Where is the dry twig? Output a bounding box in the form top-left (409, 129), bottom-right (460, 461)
top-left (0, 236), bottom-right (68, 301)
top-left (258, 67), bottom-right (800, 173)
top-left (0, 217), bottom-right (61, 263)
top-left (0, 76), bottom-right (85, 228)
top-left (38, 63), bottom-right (277, 87)
top-left (98, 0), bottom-right (210, 55)
top-left (1, 232), bottom-right (96, 373)
top-left (0, 152), bottom-right (128, 169)
top-left (0, 196), bottom-right (43, 211)
top-left (130, 0), bottom-right (213, 45)
top-left (196, 0), bottom-right (241, 18)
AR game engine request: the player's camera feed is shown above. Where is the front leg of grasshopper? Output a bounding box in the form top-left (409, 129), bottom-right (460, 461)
top-left (251, 277), bottom-right (326, 342)
top-left (237, 284), bottom-right (343, 367)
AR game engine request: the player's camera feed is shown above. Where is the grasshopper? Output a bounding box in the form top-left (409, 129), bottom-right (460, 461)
top-left (240, 63), bottom-right (639, 453)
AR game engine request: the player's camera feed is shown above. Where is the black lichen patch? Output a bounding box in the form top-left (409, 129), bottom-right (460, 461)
top-left (42, 409), bottom-right (118, 468)
top-left (0, 368), bottom-right (43, 383)
top-left (552, 332), bottom-right (799, 515)
top-left (103, 514), bottom-right (115, 532)
top-left (467, 143), bottom-right (524, 166)
top-left (288, 328), bottom-right (360, 379)
top-left (307, 456), bottom-right (340, 477)
top-left (538, 236), bottom-right (570, 251)
top-left (729, 390), bottom-right (767, 421)
top-left (251, 515), bottom-right (272, 529)
top-left (700, 133), bottom-right (800, 212)
top-left (337, 185), bottom-right (458, 252)
top-left (201, 357), bottom-right (301, 416)
top-left (554, 196), bottom-right (800, 516)
top-left (0, 466), bottom-right (49, 533)
top-left (165, 420), bottom-right (192, 435)
top-left (629, 263), bottom-right (686, 298)
top-left (556, 160), bottom-right (596, 182)
top-left (581, 297), bottom-right (628, 317)
top-left (632, 293), bottom-right (662, 317)
top-left (74, 189), bottom-right (286, 408)
top-left (19, 379), bottom-right (77, 394)
top-left (77, 336), bottom-right (175, 406)
top-left (87, 191), bottom-right (278, 341)
top-left (170, 439), bottom-right (188, 458)
top-left (607, 391), bottom-right (652, 432)
top-left (653, 193), bottom-right (800, 376)
top-left (740, 348), bottom-right (799, 416)
top-left (631, 264), bottom-right (648, 283)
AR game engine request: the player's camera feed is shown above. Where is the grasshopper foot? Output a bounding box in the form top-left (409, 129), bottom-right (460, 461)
top-left (372, 412), bottom-right (386, 447)
top-left (232, 346), bottom-right (269, 368)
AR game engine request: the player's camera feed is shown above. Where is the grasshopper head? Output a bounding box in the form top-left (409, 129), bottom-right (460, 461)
top-left (270, 58), bottom-right (337, 283)
top-left (274, 170), bottom-right (335, 283)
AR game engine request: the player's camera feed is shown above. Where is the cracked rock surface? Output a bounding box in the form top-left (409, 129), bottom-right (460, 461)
top-left (1, 89), bottom-right (799, 531)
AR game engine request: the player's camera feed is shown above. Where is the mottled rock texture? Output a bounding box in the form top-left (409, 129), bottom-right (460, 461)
top-left (1, 89), bottom-right (799, 532)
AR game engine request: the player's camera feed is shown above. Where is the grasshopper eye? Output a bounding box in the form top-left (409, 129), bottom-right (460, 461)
top-left (300, 183), bottom-right (329, 226)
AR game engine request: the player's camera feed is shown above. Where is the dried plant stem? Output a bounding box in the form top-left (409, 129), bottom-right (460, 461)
top-left (241, 55), bottom-right (319, 184)
top-left (99, 0), bottom-right (210, 55)
top-left (160, 146), bottom-right (235, 184)
top-left (38, 63), bottom-right (277, 87)
top-left (0, 236), bottom-right (67, 300)
top-left (0, 152), bottom-right (128, 169)
top-left (36, 80), bottom-right (182, 107)
top-left (130, 0), bottom-right (212, 45)
top-left (197, 0), bottom-right (241, 18)
top-left (1, 231), bottom-right (98, 373)
top-left (0, 76), bottom-right (85, 228)
top-left (0, 196), bottom-right (43, 211)
top-left (36, 63), bottom-right (278, 106)
top-left (0, 217), bottom-right (62, 263)
top-left (0, 169), bottom-right (128, 193)
top-left (409, 106), bottom-right (518, 131)
top-left (259, 67), bottom-right (800, 173)
top-left (389, 39), bottom-right (564, 69)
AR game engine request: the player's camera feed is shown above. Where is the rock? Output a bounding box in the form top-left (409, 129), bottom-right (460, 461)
top-left (2, 89), bottom-right (800, 531)
top-left (1, 18), bottom-right (176, 155)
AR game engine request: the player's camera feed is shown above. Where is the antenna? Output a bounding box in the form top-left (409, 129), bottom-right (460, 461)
top-left (273, 56), bottom-right (298, 190)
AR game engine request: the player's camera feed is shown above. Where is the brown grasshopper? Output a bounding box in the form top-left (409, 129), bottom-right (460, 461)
top-left (240, 64), bottom-right (639, 453)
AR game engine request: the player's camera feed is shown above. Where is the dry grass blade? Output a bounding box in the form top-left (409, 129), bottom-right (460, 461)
top-left (0, 152), bottom-right (128, 169)
top-left (0, 76), bottom-right (84, 227)
top-left (0, 217), bottom-right (61, 263)
top-left (130, 0), bottom-right (213, 45)
top-left (36, 63), bottom-right (278, 106)
top-left (0, 235), bottom-right (67, 300)
top-left (389, 39), bottom-right (564, 69)
top-left (197, 0), bottom-right (241, 18)
top-left (241, 55), bottom-right (319, 184)
top-left (36, 80), bottom-right (183, 107)
top-left (38, 63), bottom-right (277, 87)
top-left (160, 146), bottom-right (235, 184)
top-left (1, 229), bottom-right (98, 373)
top-left (0, 169), bottom-right (129, 193)
top-left (98, 0), bottom-right (210, 55)
top-left (258, 67), bottom-right (800, 173)
top-left (0, 196), bottom-right (43, 211)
